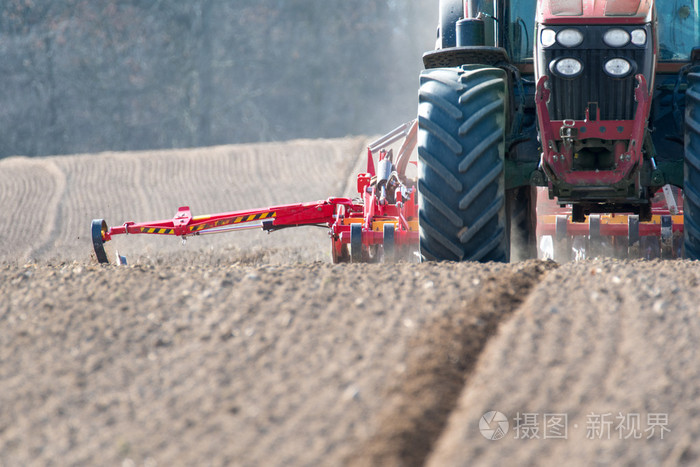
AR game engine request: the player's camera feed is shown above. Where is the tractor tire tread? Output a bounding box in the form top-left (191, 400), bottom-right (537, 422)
top-left (685, 72), bottom-right (700, 259)
top-left (418, 65), bottom-right (508, 262)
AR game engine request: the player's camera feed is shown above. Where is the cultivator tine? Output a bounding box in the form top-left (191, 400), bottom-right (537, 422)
top-left (572, 235), bottom-right (587, 261)
top-left (661, 215), bottom-right (673, 240)
top-left (611, 236), bottom-right (625, 259)
top-left (554, 215), bottom-right (570, 262)
top-left (628, 215), bottom-right (640, 258)
top-left (537, 204), bottom-right (685, 261)
top-left (674, 232), bottom-right (684, 259)
top-left (588, 214), bottom-right (601, 259)
top-left (662, 185), bottom-right (679, 215)
top-left (115, 251), bottom-right (128, 266)
top-left (641, 236), bottom-right (661, 259)
top-left (660, 215), bottom-right (675, 259)
top-left (539, 235), bottom-right (554, 260)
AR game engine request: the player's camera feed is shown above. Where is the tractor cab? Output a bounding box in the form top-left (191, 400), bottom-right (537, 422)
top-left (657, 1), bottom-right (700, 61)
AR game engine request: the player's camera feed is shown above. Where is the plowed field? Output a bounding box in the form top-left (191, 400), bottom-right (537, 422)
top-left (2, 140), bottom-right (699, 466)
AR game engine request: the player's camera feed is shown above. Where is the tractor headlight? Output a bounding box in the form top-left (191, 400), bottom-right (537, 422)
top-left (603, 28), bottom-right (630, 47)
top-left (541, 28), bottom-right (556, 47)
top-left (631, 29), bottom-right (647, 46)
top-left (551, 58), bottom-right (583, 78)
top-left (604, 58), bottom-right (632, 77)
top-left (557, 29), bottom-right (584, 47)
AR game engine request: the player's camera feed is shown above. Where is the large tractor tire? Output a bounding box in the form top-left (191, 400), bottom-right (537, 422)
top-left (438, 0), bottom-right (463, 49)
top-left (418, 65), bottom-right (508, 262)
top-left (685, 71), bottom-right (700, 260)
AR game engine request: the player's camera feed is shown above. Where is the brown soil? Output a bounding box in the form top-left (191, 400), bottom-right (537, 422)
top-left (2, 141), bottom-right (700, 466)
top-left (428, 260), bottom-right (700, 467)
top-left (348, 260), bottom-right (556, 467)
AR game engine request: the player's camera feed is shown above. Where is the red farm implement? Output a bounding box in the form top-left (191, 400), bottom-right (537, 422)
top-left (536, 186), bottom-right (684, 261)
top-left (92, 121), bottom-right (420, 265)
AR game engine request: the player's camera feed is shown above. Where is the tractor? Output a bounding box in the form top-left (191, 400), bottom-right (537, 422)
top-left (91, 0), bottom-right (700, 265)
top-left (418, 0), bottom-right (700, 262)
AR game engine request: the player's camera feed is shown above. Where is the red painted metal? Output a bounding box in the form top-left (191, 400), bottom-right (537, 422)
top-left (104, 199), bottom-right (357, 241)
top-left (537, 0), bottom-right (653, 24)
top-left (538, 220), bottom-right (681, 236)
top-left (604, 0), bottom-right (652, 17)
top-left (535, 74), bottom-right (652, 187)
top-left (102, 193), bottom-right (420, 252)
top-left (536, 187), bottom-right (684, 237)
top-left (98, 121), bottom-right (421, 263)
top-left (366, 147), bottom-right (376, 177)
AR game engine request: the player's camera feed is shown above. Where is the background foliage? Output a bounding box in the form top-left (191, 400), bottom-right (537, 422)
top-left (0, 0), bottom-right (436, 157)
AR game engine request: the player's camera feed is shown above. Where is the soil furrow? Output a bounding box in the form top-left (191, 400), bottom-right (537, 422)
top-left (29, 161), bottom-right (68, 259)
top-left (0, 158), bottom-right (61, 262)
top-left (428, 260), bottom-right (700, 466)
top-left (348, 260), bottom-right (557, 467)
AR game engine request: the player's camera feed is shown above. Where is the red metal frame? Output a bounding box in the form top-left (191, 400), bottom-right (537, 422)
top-left (536, 74), bottom-right (652, 187)
top-left (536, 187), bottom-right (684, 237)
top-left (102, 198), bottom-right (359, 241)
top-left (95, 121), bottom-right (420, 263)
top-left (537, 0), bottom-right (653, 25)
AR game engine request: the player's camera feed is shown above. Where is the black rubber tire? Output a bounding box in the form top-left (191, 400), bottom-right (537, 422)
top-left (91, 219), bottom-right (110, 264)
top-left (418, 66), bottom-right (508, 262)
top-left (684, 71), bottom-right (700, 260)
top-left (507, 186), bottom-right (537, 261)
top-left (438, 0), bottom-right (463, 49)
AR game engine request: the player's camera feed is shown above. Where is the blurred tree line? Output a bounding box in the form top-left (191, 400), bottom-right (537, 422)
top-left (0, 0), bottom-right (436, 157)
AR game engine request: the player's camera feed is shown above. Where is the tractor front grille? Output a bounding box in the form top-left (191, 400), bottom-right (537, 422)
top-left (546, 48), bottom-right (645, 121)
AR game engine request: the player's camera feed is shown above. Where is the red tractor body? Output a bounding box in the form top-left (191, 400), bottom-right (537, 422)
top-left (534, 0), bottom-right (658, 214)
top-left (537, 0), bottom-right (653, 24)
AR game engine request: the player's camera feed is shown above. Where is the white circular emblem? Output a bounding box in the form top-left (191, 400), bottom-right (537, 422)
top-left (479, 411), bottom-right (509, 440)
